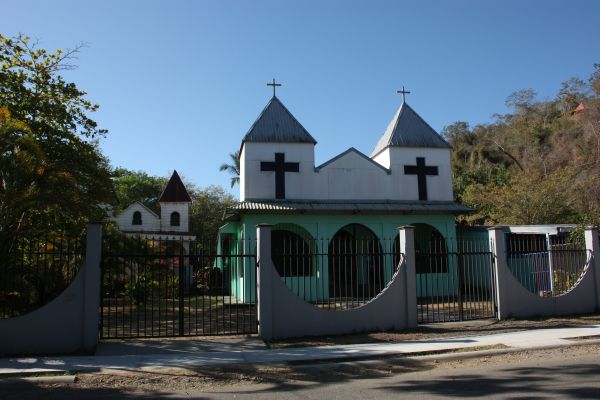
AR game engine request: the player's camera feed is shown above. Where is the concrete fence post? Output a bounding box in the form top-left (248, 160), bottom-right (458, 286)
top-left (398, 226), bottom-right (417, 328)
top-left (82, 223), bottom-right (103, 353)
top-left (256, 224), bottom-right (273, 341)
top-left (584, 228), bottom-right (600, 312)
top-left (488, 226), bottom-right (510, 320)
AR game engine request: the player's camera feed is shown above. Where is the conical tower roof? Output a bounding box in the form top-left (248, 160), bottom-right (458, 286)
top-left (371, 101), bottom-right (451, 157)
top-left (159, 170), bottom-right (191, 202)
top-left (242, 96), bottom-right (317, 145)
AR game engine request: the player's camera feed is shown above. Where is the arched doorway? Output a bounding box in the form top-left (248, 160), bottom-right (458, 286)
top-left (328, 224), bottom-right (384, 307)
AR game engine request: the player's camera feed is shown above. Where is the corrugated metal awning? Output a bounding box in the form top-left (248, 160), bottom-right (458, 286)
top-left (225, 200), bottom-right (474, 220)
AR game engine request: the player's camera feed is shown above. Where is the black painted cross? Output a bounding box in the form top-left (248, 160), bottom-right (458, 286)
top-left (260, 153), bottom-right (299, 199)
top-left (404, 157), bottom-right (438, 201)
top-left (267, 78), bottom-right (282, 97)
top-left (397, 86), bottom-right (411, 102)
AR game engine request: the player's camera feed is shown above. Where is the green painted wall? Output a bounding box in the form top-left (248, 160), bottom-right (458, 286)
top-left (220, 212), bottom-right (458, 303)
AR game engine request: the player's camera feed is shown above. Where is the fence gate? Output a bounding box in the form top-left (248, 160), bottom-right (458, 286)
top-left (416, 238), bottom-right (497, 323)
top-left (100, 236), bottom-right (257, 339)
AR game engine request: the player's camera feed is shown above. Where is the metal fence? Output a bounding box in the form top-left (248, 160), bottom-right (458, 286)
top-left (100, 235), bottom-right (257, 339)
top-left (271, 234), bottom-right (403, 310)
top-left (416, 238), bottom-right (497, 323)
top-left (0, 233), bottom-right (84, 319)
top-left (506, 234), bottom-right (590, 297)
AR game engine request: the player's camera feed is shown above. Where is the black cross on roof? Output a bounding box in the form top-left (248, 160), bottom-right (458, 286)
top-left (267, 78), bottom-right (282, 97)
top-left (397, 86), bottom-right (411, 103)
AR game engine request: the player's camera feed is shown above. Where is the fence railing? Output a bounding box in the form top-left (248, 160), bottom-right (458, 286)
top-left (506, 234), bottom-right (590, 297)
top-left (416, 237), bottom-right (496, 323)
top-left (271, 236), bottom-right (403, 310)
top-left (100, 234), bottom-right (257, 338)
top-left (0, 233), bottom-right (84, 319)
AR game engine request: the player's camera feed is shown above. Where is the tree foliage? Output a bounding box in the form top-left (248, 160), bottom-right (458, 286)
top-left (112, 167), bottom-right (167, 213)
top-left (0, 34), bottom-right (113, 242)
top-left (446, 65), bottom-right (600, 228)
top-left (219, 151), bottom-right (240, 188)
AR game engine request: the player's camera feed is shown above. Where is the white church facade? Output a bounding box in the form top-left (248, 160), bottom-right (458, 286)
top-left (219, 89), bottom-right (471, 303)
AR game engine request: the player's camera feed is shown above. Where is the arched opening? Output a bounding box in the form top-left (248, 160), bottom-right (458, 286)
top-left (132, 211), bottom-right (142, 225)
top-left (271, 224), bottom-right (313, 277)
top-left (328, 224), bottom-right (384, 305)
top-left (170, 211), bottom-right (181, 227)
top-left (413, 223), bottom-right (448, 274)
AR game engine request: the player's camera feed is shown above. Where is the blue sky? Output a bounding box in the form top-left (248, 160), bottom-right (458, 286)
top-left (2, 0), bottom-right (599, 196)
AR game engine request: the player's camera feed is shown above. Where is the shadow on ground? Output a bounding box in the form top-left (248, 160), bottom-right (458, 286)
top-left (379, 362), bottom-right (600, 399)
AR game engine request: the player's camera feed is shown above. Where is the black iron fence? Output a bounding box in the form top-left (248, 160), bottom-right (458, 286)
top-left (0, 233), bottom-right (84, 319)
top-left (416, 238), bottom-right (496, 323)
top-left (271, 234), bottom-right (403, 311)
top-left (100, 234), bottom-right (257, 339)
top-left (506, 234), bottom-right (590, 297)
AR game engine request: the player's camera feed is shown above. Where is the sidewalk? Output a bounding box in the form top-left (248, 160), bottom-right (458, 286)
top-left (1, 325), bottom-right (599, 377)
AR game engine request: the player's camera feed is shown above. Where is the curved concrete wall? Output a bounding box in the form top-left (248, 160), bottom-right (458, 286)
top-left (257, 224), bottom-right (417, 340)
top-left (0, 225), bottom-right (102, 356)
top-left (502, 256), bottom-right (597, 318)
top-left (490, 227), bottom-right (600, 319)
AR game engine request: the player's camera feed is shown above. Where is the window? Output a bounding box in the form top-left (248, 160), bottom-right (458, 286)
top-left (170, 211), bottom-right (180, 227)
top-left (132, 211), bottom-right (142, 225)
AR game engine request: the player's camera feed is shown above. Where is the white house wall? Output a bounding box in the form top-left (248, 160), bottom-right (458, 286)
top-left (115, 203), bottom-right (160, 232)
top-left (241, 142), bottom-right (453, 202)
top-left (160, 202), bottom-right (190, 232)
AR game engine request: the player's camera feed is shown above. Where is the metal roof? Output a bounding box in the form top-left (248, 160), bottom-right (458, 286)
top-left (371, 102), bottom-right (451, 157)
top-left (242, 96), bottom-right (317, 145)
top-left (225, 200), bottom-right (474, 220)
top-left (159, 170), bottom-right (192, 202)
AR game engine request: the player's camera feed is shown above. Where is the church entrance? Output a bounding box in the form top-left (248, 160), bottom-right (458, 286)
top-left (327, 224), bottom-right (385, 308)
top-left (100, 235), bottom-right (257, 338)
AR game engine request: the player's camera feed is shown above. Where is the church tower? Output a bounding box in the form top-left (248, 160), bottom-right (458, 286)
top-left (239, 85), bottom-right (317, 201)
top-left (158, 170), bottom-right (192, 233)
top-left (371, 96), bottom-right (453, 202)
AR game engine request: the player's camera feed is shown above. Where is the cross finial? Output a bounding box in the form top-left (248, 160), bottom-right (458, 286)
top-left (397, 86), bottom-right (411, 103)
top-left (267, 78), bottom-right (282, 97)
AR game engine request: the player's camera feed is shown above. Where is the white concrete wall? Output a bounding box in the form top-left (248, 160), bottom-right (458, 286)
top-left (0, 225), bottom-right (102, 356)
top-left (115, 203), bottom-right (160, 232)
top-left (241, 142), bottom-right (453, 202)
top-left (160, 202), bottom-right (190, 232)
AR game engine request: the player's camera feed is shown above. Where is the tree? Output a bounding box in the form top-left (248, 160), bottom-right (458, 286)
top-left (0, 34), bottom-right (113, 240)
top-left (112, 167), bottom-right (167, 213)
top-left (190, 185), bottom-right (236, 242)
top-left (219, 151), bottom-right (240, 188)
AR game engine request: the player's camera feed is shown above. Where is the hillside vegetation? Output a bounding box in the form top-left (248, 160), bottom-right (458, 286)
top-left (444, 65), bottom-right (600, 227)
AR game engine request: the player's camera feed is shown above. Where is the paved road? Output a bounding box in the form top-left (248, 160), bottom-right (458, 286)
top-left (205, 348), bottom-right (600, 400)
top-left (2, 345), bottom-right (599, 399)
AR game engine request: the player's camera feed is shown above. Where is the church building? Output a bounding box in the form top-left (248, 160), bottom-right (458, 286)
top-left (113, 170), bottom-right (195, 249)
top-left (219, 85), bottom-right (471, 302)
